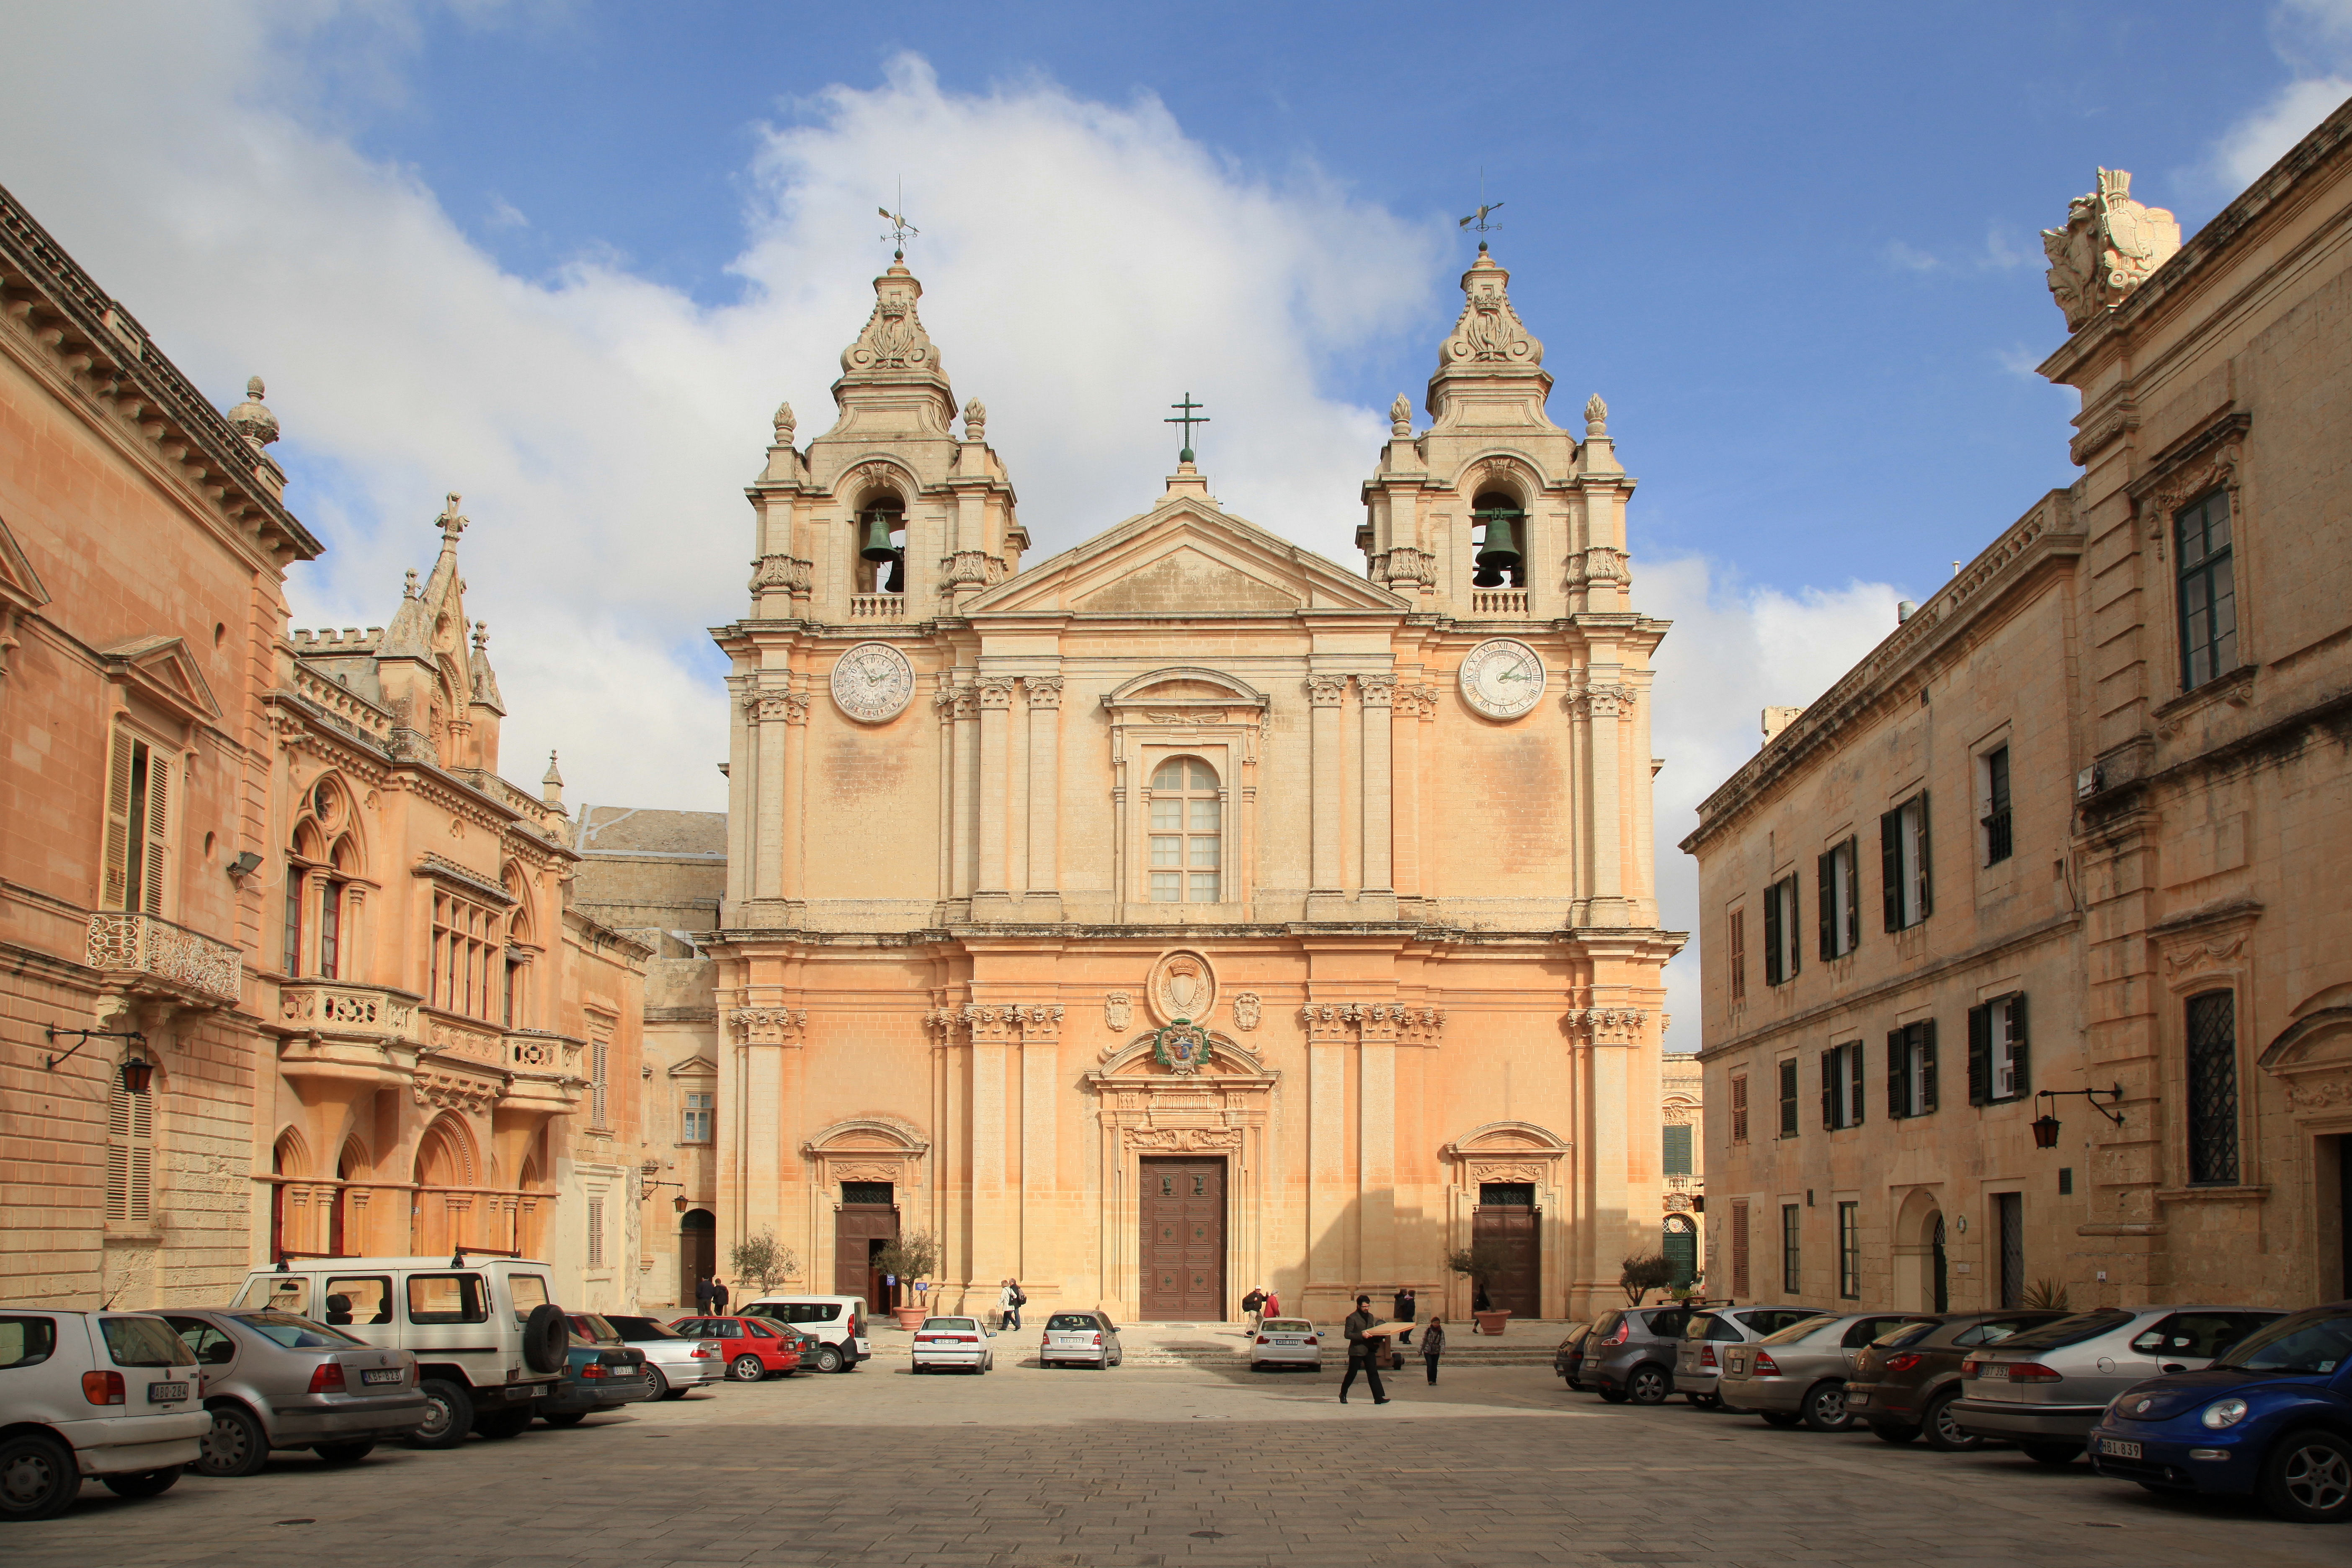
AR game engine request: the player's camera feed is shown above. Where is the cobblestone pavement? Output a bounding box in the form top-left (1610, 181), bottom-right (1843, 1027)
top-left (15, 1355), bottom-right (2336, 1567)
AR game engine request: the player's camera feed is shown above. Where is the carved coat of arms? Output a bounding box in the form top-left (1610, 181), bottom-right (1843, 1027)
top-left (1153, 1020), bottom-right (1212, 1075)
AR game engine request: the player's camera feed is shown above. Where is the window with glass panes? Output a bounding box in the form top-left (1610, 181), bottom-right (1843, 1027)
top-left (682, 1090), bottom-right (714, 1143)
top-left (2174, 489), bottom-right (2236, 691)
top-left (1148, 757), bottom-right (1221, 903)
top-left (429, 892), bottom-right (501, 1018)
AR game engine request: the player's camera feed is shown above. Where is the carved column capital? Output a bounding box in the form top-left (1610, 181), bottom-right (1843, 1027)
top-left (1581, 684), bottom-right (1636, 719)
top-left (1023, 675), bottom-right (1064, 709)
top-left (1305, 673), bottom-right (1349, 707)
top-left (976, 676), bottom-right (1017, 710)
top-left (1358, 673), bottom-right (1396, 707)
top-left (748, 554), bottom-right (811, 593)
top-left (730, 1006), bottom-right (809, 1044)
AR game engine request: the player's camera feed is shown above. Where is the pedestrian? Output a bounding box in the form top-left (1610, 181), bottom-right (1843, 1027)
top-left (1393, 1284), bottom-right (1416, 1346)
top-left (694, 1274), bottom-right (714, 1314)
top-left (1339, 1293), bottom-right (1390, 1405)
top-left (999, 1277), bottom-right (1025, 1333)
top-left (1241, 1286), bottom-right (1266, 1333)
top-left (1421, 1317), bottom-right (1447, 1385)
top-left (709, 1276), bottom-right (730, 1315)
top-left (1262, 1287), bottom-right (1280, 1319)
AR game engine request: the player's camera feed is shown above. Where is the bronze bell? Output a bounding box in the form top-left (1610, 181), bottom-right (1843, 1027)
top-left (1473, 508), bottom-right (1522, 586)
top-left (858, 511), bottom-right (900, 562)
top-left (882, 550), bottom-right (905, 594)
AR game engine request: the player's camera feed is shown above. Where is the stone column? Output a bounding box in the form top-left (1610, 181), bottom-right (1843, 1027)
top-left (1016, 1006), bottom-right (1063, 1287)
top-left (752, 693), bottom-right (792, 903)
top-left (950, 684), bottom-right (979, 907)
top-left (966, 1005), bottom-right (1014, 1287)
top-left (934, 685), bottom-right (957, 904)
top-left (973, 677), bottom-right (1016, 915)
top-left (1302, 1002), bottom-right (1352, 1309)
top-left (1024, 677), bottom-right (1063, 917)
top-left (723, 683), bottom-right (753, 910)
top-left (1359, 676), bottom-right (1395, 904)
top-left (733, 1006), bottom-right (806, 1254)
top-left (1583, 682), bottom-right (1632, 921)
top-left (780, 693), bottom-right (809, 905)
top-left (1357, 1003), bottom-right (1399, 1287)
top-left (1307, 674), bottom-right (1348, 917)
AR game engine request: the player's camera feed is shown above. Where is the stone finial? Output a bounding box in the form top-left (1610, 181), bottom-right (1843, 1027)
top-left (1389, 393), bottom-right (1412, 437)
top-left (841, 262), bottom-right (940, 377)
top-left (1437, 250), bottom-right (1543, 371)
top-left (227, 374), bottom-right (280, 447)
top-left (2041, 168), bottom-right (2181, 332)
top-left (962, 397), bottom-right (987, 441)
top-left (472, 621), bottom-right (488, 651)
top-left (1584, 393), bottom-right (1609, 436)
top-left (403, 568), bottom-right (419, 599)
top-left (541, 749), bottom-right (565, 807)
top-left (772, 401), bottom-right (795, 445)
top-left (436, 493), bottom-right (468, 542)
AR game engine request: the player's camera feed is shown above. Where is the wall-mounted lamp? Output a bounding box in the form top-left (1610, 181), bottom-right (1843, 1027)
top-left (2032, 1084), bottom-right (2125, 1150)
top-left (226, 851), bottom-right (265, 880)
top-left (44, 1026), bottom-right (146, 1072)
top-left (641, 1178), bottom-right (688, 1213)
top-left (120, 1055), bottom-right (155, 1095)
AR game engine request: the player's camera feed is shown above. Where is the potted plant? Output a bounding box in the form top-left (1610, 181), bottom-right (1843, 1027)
top-left (1446, 1242), bottom-right (1516, 1333)
top-left (874, 1232), bottom-right (940, 1328)
top-left (1619, 1251), bottom-right (1677, 1306)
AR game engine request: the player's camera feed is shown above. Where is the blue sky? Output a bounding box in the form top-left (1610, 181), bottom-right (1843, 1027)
top-left (4, 1), bottom-right (2344, 1043)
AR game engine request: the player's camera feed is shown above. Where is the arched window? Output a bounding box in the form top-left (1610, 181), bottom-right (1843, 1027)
top-left (1470, 490), bottom-right (1525, 588)
top-left (854, 496), bottom-right (906, 595)
top-left (1148, 756), bottom-right (1221, 904)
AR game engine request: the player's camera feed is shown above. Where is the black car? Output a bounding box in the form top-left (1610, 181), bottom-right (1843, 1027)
top-left (1555, 1323), bottom-right (1594, 1389)
top-left (538, 1312), bottom-right (655, 1425)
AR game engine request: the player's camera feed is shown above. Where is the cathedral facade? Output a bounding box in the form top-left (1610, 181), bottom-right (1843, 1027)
top-left (707, 247), bottom-right (1681, 1323)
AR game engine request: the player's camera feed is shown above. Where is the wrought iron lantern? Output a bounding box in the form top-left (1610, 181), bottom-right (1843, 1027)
top-left (2030, 1113), bottom-right (2062, 1150)
top-left (120, 1055), bottom-right (155, 1095)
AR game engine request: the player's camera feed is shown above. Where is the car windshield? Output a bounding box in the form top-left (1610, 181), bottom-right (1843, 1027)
top-left (1047, 1314), bottom-right (1099, 1331)
top-left (1757, 1315), bottom-right (1838, 1346)
top-left (2211, 1313), bottom-right (2352, 1375)
top-left (1982, 1310), bottom-right (2135, 1354)
top-left (923, 1318), bottom-right (980, 1330)
top-left (568, 1314), bottom-right (621, 1344)
top-left (233, 1312), bottom-right (366, 1350)
top-left (1877, 1321), bottom-right (1940, 1349)
top-left (101, 1315), bottom-right (193, 1367)
top-left (234, 1276), bottom-right (310, 1314)
top-left (1262, 1320), bottom-right (1311, 1332)
top-left (603, 1316), bottom-right (681, 1340)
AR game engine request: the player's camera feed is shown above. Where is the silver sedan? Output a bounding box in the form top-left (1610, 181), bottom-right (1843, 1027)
top-left (161, 1309), bottom-right (426, 1475)
top-left (1039, 1311), bottom-right (1124, 1368)
top-left (1716, 1311), bottom-right (1936, 1432)
top-left (598, 1314), bottom-right (725, 1399)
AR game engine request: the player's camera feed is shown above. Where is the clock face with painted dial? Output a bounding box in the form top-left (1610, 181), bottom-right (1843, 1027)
top-left (830, 641), bottom-right (915, 723)
top-left (1458, 638), bottom-right (1545, 719)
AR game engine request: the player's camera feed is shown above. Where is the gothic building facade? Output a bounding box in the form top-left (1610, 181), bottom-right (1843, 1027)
top-left (704, 246), bottom-right (1681, 1323)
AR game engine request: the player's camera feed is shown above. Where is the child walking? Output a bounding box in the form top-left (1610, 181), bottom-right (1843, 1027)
top-left (1421, 1316), bottom-right (1447, 1385)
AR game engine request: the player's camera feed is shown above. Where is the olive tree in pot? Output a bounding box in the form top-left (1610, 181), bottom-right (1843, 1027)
top-left (874, 1232), bottom-right (941, 1328)
top-left (730, 1229), bottom-right (797, 1296)
top-left (1447, 1242), bottom-right (1517, 1333)
top-left (1620, 1252), bottom-right (1678, 1306)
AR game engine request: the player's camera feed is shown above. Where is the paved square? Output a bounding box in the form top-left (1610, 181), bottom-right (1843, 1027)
top-left (15, 1350), bottom-right (2336, 1566)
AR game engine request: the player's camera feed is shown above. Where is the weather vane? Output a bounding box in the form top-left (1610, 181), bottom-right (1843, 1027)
top-left (1166, 393), bottom-right (1210, 464)
top-left (1458, 167), bottom-right (1503, 250)
top-left (878, 178), bottom-right (918, 261)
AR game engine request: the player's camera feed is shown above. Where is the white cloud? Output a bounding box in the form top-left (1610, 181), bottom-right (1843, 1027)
top-left (2207, 2), bottom-right (2352, 189)
top-left (1641, 557), bottom-right (1908, 1052)
top-left (0, 11), bottom-right (1434, 813)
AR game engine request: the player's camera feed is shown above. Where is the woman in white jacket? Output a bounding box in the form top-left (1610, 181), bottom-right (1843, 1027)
top-left (998, 1279), bottom-right (1024, 1333)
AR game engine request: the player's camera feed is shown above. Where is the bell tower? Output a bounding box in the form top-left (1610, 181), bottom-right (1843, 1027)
top-left (1357, 247), bottom-right (1635, 624)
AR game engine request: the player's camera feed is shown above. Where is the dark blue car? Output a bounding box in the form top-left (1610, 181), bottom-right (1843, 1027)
top-left (2087, 1303), bottom-right (2352, 1523)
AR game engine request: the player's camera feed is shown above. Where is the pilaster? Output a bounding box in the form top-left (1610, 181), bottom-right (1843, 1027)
top-left (1305, 673), bottom-right (1347, 918)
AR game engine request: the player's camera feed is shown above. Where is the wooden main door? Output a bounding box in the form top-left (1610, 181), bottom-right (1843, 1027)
top-left (678, 1210), bottom-right (716, 1308)
top-left (1473, 1183), bottom-right (1540, 1317)
top-left (1139, 1157), bottom-right (1225, 1320)
top-left (835, 1202), bottom-right (899, 1307)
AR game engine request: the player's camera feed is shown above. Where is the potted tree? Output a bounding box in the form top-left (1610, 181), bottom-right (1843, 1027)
top-left (1619, 1251), bottom-right (1677, 1306)
top-left (1446, 1242), bottom-right (1516, 1333)
top-left (874, 1232), bottom-right (940, 1328)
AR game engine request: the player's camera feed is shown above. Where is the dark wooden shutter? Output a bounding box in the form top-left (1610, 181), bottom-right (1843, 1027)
top-left (1821, 1049), bottom-right (1835, 1130)
top-left (1914, 792), bottom-right (1933, 918)
top-left (142, 754), bottom-right (171, 915)
top-left (1967, 1004), bottom-right (1991, 1105)
top-left (1880, 810), bottom-right (1901, 931)
top-left (1921, 1019), bottom-right (1939, 1111)
top-left (1887, 1029), bottom-right (1906, 1118)
top-left (1844, 838), bottom-right (1862, 952)
top-left (2009, 993), bottom-right (2029, 1098)
top-left (1785, 878), bottom-right (1800, 979)
top-left (1763, 882), bottom-right (1783, 985)
top-left (1849, 1042), bottom-right (1864, 1125)
top-left (1817, 851), bottom-right (1834, 960)
top-left (103, 730), bottom-right (135, 910)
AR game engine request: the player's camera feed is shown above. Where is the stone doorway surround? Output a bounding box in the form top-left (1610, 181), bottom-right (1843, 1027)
top-left (1085, 1030), bottom-right (1275, 1321)
top-left (800, 1116), bottom-right (930, 1300)
top-left (1440, 1120), bottom-right (1570, 1320)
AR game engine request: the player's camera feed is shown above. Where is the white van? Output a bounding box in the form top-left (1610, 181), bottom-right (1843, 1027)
top-left (0, 1310), bottom-right (204, 1521)
top-left (231, 1253), bottom-right (570, 1446)
top-left (740, 1295), bottom-right (871, 1372)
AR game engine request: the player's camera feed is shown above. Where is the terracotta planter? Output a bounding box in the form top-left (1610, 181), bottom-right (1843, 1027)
top-left (890, 1305), bottom-right (928, 1330)
top-left (1473, 1310), bottom-right (1513, 1335)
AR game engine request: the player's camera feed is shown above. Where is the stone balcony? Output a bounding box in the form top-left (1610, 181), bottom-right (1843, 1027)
top-left (279, 980), bottom-right (423, 1044)
top-left (85, 911), bottom-right (242, 1008)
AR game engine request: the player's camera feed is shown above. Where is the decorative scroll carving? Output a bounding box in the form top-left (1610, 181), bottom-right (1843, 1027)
top-left (1127, 1125), bottom-right (1242, 1151)
top-left (1358, 674), bottom-right (1396, 707)
top-left (412, 1069), bottom-right (498, 1114)
top-left (86, 912), bottom-right (242, 1006)
top-left (842, 272), bottom-right (937, 374)
top-left (280, 984), bottom-right (416, 1036)
top-left (1439, 252), bottom-right (1543, 369)
top-left (1375, 546), bottom-right (1435, 587)
top-left (1147, 950), bottom-right (1217, 1025)
top-left (1305, 674), bottom-right (1349, 707)
top-left (1565, 1007), bottom-right (1647, 1044)
top-left (730, 1007), bottom-right (809, 1044)
top-left (1576, 546), bottom-right (1630, 586)
top-left (427, 1018), bottom-right (502, 1063)
top-left (749, 554), bottom-right (811, 593)
top-left (1581, 684), bottom-right (1636, 719)
top-left (943, 550), bottom-right (997, 588)
top-left (976, 676), bottom-right (1016, 709)
top-left (2042, 168), bottom-right (2181, 332)
top-left (1024, 675), bottom-right (1064, 709)
top-left (2286, 1075), bottom-right (2352, 1111)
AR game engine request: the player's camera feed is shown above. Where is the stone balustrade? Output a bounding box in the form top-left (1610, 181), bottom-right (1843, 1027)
top-left (85, 912), bottom-right (242, 1006)
top-left (278, 980), bottom-right (423, 1042)
top-left (848, 593), bottom-right (905, 620)
top-left (1468, 588), bottom-right (1529, 617)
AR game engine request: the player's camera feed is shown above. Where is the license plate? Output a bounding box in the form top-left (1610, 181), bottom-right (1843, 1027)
top-left (1978, 1364), bottom-right (2009, 1380)
top-left (361, 1368), bottom-right (405, 1385)
top-left (1727, 1356), bottom-right (1744, 1374)
top-left (147, 1382), bottom-right (189, 1402)
top-left (1847, 1392), bottom-right (1870, 1407)
top-left (2099, 1438), bottom-right (2142, 1460)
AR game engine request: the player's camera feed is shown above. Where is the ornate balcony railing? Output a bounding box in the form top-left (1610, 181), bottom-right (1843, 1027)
top-left (847, 593), bottom-right (905, 620)
top-left (86, 912), bottom-right (242, 1006)
top-left (1469, 588), bottom-right (1529, 617)
top-left (278, 981), bottom-right (422, 1043)
top-left (507, 1029), bottom-right (579, 1071)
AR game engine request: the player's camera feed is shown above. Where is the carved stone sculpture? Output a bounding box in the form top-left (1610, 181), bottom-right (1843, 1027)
top-left (1583, 393), bottom-right (1607, 436)
top-left (1231, 992), bottom-right (1261, 1032)
top-left (1439, 253), bottom-right (1543, 369)
top-left (2041, 169), bottom-right (2181, 332)
top-left (962, 397), bottom-right (987, 441)
top-left (1104, 991), bottom-right (1133, 1032)
top-left (772, 401), bottom-right (796, 445)
top-left (1389, 393), bottom-right (1412, 437)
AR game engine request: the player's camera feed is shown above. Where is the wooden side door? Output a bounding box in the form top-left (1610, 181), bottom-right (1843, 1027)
top-left (835, 1204), bottom-right (899, 1305)
top-left (1473, 1184), bottom-right (1541, 1317)
top-left (1139, 1158), bottom-right (1225, 1320)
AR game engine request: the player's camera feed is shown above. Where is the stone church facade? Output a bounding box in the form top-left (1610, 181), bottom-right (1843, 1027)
top-left (706, 246), bottom-right (1681, 1323)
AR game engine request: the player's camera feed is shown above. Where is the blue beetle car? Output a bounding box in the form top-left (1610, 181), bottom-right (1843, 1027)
top-left (2087, 1303), bottom-right (2352, 1523)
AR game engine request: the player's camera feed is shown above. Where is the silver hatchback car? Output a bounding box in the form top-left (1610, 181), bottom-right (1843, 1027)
top-left (1950, 1305), bottom-right (2283, 1464)
top-left (161, 1309), bottom-right (426, 1475)
top-left (1674, 1306), bottom-right (1825, 1409)
top-left (1717, 1310), bottom-right (1937, 1431)
top-left (1039, 1310), bottom-right (1123, 1368)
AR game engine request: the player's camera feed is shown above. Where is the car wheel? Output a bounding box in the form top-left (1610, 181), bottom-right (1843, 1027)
top-left (1597, 1387), bottom-right (1631, 1405)
top-left (1871, 1423), bottom-right (1922, 1445)
top-left (196, 1403), bottom-right (271, 1478)
top-left (0, 1434), bottom-right (80, 1521)
top-left (1628, 1365), bottom-right (1671, 1405)
top-left (643, 1366), bottom-right (671, 1400)
top-left (474, 1409), bottom-right (532, 1439)
top-left (2259, 1429), bottom-right (2352, 1524)
top-left (1800, 1381), bottom-right (1852, 1433)
top-left (809, 1344), bottom-right (844, 1375)
top-left (2020, 1442), bottom-right (2082, 1466)
top-left (407, 1377), bottom-right (475, 1449)
top-left (1759, 1410), bottom-right (1803, 1428)
top-left (1921, 1390), bottom-right (1983, 1452)
top-left (539, 1411), bottom-right (586, 1428)
top-left (100, 1467), bottom-right (181, 1499)
top-left (312, 1442), bottom-right (375, 1466)
top-left (729, 1354), bottom-right (766, 1382)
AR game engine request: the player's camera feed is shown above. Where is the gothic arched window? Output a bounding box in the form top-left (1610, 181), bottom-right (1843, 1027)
top-left (1148, 756), bottom-right (1221, 904)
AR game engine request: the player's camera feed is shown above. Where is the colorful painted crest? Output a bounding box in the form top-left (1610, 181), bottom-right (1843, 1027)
top-left (1153, 1019), bottom-right (1211, 1075)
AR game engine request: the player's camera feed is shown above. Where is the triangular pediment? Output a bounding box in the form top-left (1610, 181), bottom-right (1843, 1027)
top-left (969, 491), bottom-right (1407, 618)
top-left (97, 634), bottom-right (220, 724)
top-left (667, 1054), bottom-right (719, 1079)
top-left (0, 514), bottom-right (51, 614)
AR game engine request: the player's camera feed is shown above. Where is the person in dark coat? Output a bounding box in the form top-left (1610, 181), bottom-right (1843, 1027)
top-left (1392, 1286), bottom-right (1416, 1346)
top-left (1339, 1294), bottom-right (1390, 1405)
top-left (1241, 1287), bottom-right (1266, 1333)
top-left (1420, 1317), bottom-right (1447, 1385)
top-left (709, 1277), bottom-right (730, 1314)
top-left (695, 1275), bottom-right (714, 1314)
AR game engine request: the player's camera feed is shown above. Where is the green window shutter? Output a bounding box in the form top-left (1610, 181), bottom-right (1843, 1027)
top-left (1817, 851), bottom-right (1834, 960)
top-left (1762, 881), bottom-right (1782, 985)
top-left (1844, 838), bottom-right (1862, 952)
top-left (1887, 1029), bottom-right (1906, 1119)
top-left (1821, 1049), bottom-right (1835, 1130)
top-left (1663, 1224), bottom-right (1698, 1289)
top-left (1914, 792), bottom-right (1934, 918)
top-left (1880, 811), bottom-right (1901, 932)
top-left (1786, 878), bottom-right (1800, 979)
top-left (1663, 1123), bottom-right (1693, 1176)
top-left (1921, 1020), bottom-right (1939, 1112)
top-left (1849, 1041), bottom-right (1865, 1126)
top-left (2009, 993), bottom-right (2030, 1099)
top-left (1967, 1005), bottom-right (1991, 1106)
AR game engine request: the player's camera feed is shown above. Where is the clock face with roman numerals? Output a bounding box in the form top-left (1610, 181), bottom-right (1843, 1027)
top-left (1459, 637), bottom-right (1545, 720)
top-left (830, 641), bottom-right (914, 722)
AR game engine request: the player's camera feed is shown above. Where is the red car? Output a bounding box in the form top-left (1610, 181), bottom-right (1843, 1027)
top-left (668, 1315), bottom-right (804, 1381)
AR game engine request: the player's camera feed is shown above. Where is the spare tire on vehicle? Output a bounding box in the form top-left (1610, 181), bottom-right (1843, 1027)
top-left (523, 1303), bottom-right (571, 1374)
